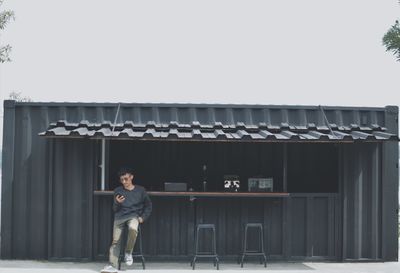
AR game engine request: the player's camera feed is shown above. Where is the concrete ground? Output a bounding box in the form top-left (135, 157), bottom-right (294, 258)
top-left (0, 260), bottom-right (400, 273)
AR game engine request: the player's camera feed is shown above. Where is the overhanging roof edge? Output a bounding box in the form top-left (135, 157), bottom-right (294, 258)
top-left (6, 100), bottom-right (397, 112)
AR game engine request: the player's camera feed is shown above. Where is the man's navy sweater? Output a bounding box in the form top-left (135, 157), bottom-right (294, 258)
top-left (113, 185), bottom-right (152, 221)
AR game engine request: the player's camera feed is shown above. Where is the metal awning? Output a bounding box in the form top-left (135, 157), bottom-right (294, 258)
top-left (38, 120), bottom-right (398, 142)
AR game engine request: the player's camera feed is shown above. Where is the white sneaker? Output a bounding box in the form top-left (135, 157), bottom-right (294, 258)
top-left (101, 264), bottom-right (118, 273)
top-left (125, 253), bottom-right (133, 266)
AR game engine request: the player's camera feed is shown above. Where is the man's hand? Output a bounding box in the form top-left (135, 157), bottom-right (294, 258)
top-left (115, 194), bottom-right (125, 204)
top-left (138, 217), bottom-right (144, 224)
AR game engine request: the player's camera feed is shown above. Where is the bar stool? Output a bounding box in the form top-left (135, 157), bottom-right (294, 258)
top-left (239, 223), bottom-right (267, 267)
top-left (118, 224), bottom-right (145, 270)
top-left (191, 224), bottom-right (219, 270)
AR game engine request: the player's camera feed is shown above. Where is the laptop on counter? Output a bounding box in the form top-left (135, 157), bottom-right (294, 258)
top-left (164, 182), bottom-right (188, 192)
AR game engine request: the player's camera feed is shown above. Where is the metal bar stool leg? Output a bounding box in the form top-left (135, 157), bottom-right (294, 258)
top-left (257, 224), bottom-right (267, 267)
top-left (262, 226), bottom-right (267, 268)
top-left (212, 226), bottom-right (219, 270)
top-left (192, 225), bottom-right (200, 270)
top-left (213, 226), bottom-right (216, 267)
top-left (118, 253), bottom-right (122, 270)
top-left (138, 226), bottom-right (146, 269)
top-left (240, 225), bottom-right (248, 268)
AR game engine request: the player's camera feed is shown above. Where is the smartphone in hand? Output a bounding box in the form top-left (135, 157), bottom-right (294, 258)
top-left (116, 194), bottom-right (125, 203)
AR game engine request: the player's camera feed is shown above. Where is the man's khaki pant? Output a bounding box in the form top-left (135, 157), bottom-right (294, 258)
top-left (109, 217), bottom-right (139, 267)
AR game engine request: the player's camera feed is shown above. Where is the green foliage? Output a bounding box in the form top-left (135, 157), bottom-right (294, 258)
top-left (383, 20), bottom-right (400, 61)
top-left (8, 91), bottom-right (32, 102)
top-left (0, 0), bottom-right (15, 63)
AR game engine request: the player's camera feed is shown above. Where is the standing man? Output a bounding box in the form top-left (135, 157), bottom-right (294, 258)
top-left (102, 167), bottom-right (152, 273)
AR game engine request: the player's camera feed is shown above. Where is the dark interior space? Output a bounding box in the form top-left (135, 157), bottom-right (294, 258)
top-left (108, 140), bottom-right (284, 192)
top-left (108, 141), bottom-right (339, 193)
top-left (287, 143), bottom-right (339, 193)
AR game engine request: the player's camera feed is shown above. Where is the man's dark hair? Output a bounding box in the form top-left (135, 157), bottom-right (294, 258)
top-left (117, 167), bottom-right (134, 178)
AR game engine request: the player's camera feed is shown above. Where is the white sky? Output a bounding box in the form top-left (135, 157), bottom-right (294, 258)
top-left (0, 1), bottom-right (399, 202)
top-left (0, 0), bottom-right (399, 107)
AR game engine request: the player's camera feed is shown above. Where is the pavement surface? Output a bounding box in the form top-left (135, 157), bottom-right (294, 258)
top-left (0, 260), bottom-right (400, 273)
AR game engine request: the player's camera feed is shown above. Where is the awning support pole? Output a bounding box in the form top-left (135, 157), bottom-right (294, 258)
top-left (101, 139), bottom-right (106, 190)
top-left (319, 105), bottom-right (336, 138)
top-left (283, 143), bottom-right (288, 192)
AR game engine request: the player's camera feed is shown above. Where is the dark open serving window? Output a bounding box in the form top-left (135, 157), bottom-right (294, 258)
top-left (108, 140), bottom-right (284, 192)
top-left (106, 141), bottom-right (338, 194)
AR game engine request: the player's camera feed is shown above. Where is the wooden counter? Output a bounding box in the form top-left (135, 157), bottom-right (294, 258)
top-left (94, 190), bottom-right (289, 197)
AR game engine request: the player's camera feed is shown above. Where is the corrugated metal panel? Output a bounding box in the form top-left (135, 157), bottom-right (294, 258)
top-left (341, 143), bottom-right (382, 260)
top-left (381, 106), bottom-right (399, 261)
top-left (1, 101), bottom-right (398, 261)
top-left (1, 101), bottom-right (100, 260)
top-left (289, 195), bottom-right (337, 258)
top-left (5, 105), bottom-right (51, 259)
top-left (49, 139), bottom-right (97, 259)
top-left (17, 102), bottom-right (393, 129)
top-left (39, 120), bottom-right (397, 141)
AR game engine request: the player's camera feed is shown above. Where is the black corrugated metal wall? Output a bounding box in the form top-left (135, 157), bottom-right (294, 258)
top-left (1, 101), bottom-right (398, 261)
top-left (7, 106), bottom-right (50, 258)
top-left (381, 108), bottom-right (399, 261)
top-left (1, 102), bottom-right (101, 260)
top-left (341, 143), bottom-right (382, 260)
top-left (48, 139), bottom-right (98, 260)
